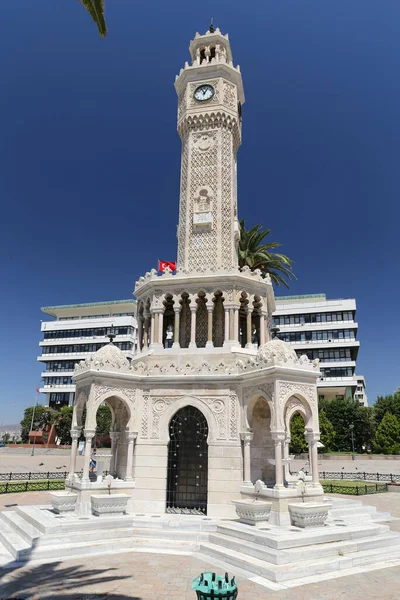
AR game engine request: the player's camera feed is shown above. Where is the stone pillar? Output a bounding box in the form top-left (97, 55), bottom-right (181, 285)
top-left (229, 309), bottom-right (234, 340)
top-left (224, 306), bottom-right (230, 344)
top-left (125, 431), bottom-right (138, 482)
top-left (150, 311), bottom-right (156, 346)
top-left (260, 313), bottom-right (266, 346)
top-left (143, 312), bottom-right (150, 348)
top-left (173, 306), bottom-right (181, 348)
top-left (307, 432), bottom-right (321, 487)
top-left (109, 431), bottom-right (120, 476)
top-left (272, 432), bottom-right (285, 489)
top-left (137, 317), bottom-right (144, 351)
top-left (82, 429), bottom-right (95, 482)
top-left (283, 434), bottom-right (291, 482)
top-left (240, 432), bottom-right (253, 486)
top-left (245, 309), bottom-right (252, 348)
top-left (206, 304), bottom-right (214, 348)
top-left (233, 307), bottom-right (239, 344)
top-left (158, 310), bottom-right (164, 346)
top-left (189, 305), bottom-right (197, 349)
top-left (67, 428), bottom-right (81, 481)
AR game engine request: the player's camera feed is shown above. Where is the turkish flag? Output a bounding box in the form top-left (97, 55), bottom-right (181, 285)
top-left (158, 260), bottom-right (177, 272)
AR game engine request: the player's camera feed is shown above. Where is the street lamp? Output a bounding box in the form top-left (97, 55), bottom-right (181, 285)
top-left (349, 424), bottom-right (355, 460)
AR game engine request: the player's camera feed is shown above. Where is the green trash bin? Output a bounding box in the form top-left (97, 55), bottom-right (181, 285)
top-left (192, 572), bottom-right (238, 600)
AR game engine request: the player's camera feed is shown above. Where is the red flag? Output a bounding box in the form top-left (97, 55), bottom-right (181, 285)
top-left (158, 260), bottom-right (176, 272)
top-left (36, 387), bottom-right (40, 395)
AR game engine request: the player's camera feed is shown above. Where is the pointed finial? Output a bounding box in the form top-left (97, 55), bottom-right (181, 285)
top-left (107, 325), bottom-right (116, 343)
top-left (209, 17), bottom-right (215, 33)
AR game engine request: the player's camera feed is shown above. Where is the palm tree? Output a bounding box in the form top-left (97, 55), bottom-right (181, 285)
top-left (80, 0), bottom-right (107, 37)
top-left (238, 219), bottom-right (296, 288)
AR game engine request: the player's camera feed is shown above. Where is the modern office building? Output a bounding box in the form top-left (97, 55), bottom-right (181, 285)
top-left (273, 294), bottom-right (368, 406)
top-left (38, 300), bottom-right (137, 410)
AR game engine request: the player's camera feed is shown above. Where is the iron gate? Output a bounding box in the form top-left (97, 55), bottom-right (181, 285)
top-left (166, 406), bottom-right (208, 515)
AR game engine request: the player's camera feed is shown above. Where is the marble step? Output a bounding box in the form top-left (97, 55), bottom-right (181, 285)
top-left (199, 540), bottom-right (400, 583)
top-left (208, 531), bottom-right (400, 565)
top-left (0, 511), bottom-right (42, 545)
top-left (22, 535), bottom-right (196, 562)
top-left (215, 521), bottom-right (388, 550)
top-left (16, 505), bottom-right (133, 534)
top-left (0, 518), bottom-right (32, 559)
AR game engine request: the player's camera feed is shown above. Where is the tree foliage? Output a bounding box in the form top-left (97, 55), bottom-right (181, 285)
top-left (20, 405), bottom-right (58, 443)
top-left (373, 413), bottom-right (400, 455)
top-left (96, 404), bottom-right (112, 435)
top-left (79, 0), bottom-right (107, 37)
top-left (289, 414), bottom-right (307, 454)
top-left (238, 220), bottom-right (296, 288)
top-left (374, 390), bottom-right (400, 427)
top-left (318, 409), bottom-right (336, 452)
top-left (318, 397), bottom-right (374, 452)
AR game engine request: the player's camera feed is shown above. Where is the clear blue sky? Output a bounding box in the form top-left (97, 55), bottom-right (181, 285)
top-left (0, 1), bottom-right (398, 423)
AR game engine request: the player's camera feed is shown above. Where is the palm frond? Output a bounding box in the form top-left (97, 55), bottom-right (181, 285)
top-left (238, 220), bottom-right (296, 287)
top-left (80, 0), bottom-right (107, 37)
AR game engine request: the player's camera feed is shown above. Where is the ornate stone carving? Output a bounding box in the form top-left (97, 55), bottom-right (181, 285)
top-left (229, 393), bottom-right (238, 440)
top-left (93, 384), bottom-right (136, 406)
top-left (278, 382), bottom-right (317, 408)
top-left (141, 393), bottom-right (149, 439)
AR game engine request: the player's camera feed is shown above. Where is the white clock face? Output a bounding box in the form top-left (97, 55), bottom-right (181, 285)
top-left (194, 84), bottom-right (215, 102)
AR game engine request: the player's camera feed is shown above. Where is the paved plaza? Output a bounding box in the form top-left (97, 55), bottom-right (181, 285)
top-left (0, 491), bottom-right (399, 599)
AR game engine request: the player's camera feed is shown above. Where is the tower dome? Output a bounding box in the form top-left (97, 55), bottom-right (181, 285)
top-left (92, 342), bottom-right (130, 368)
top-left (257, 338), bottom-right (299, 365)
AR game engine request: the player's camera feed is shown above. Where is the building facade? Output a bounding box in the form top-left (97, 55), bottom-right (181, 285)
top-left (273, 294), bottom-right (368, 405)
top-left (38, 300), bottom-right (137, 410)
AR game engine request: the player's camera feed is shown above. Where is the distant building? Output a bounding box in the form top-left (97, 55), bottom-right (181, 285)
top-left (273, 294), bottom-right (368, 406)
top-left (39, 300), bottom-right (138, 410)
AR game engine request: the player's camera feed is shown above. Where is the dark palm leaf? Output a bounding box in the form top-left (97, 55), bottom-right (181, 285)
top-left (79, 0), bottom-right (107, 37)
top-left (238, 219), bottom-right (296, 288)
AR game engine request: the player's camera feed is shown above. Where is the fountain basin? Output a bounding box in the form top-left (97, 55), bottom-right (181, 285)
top-left (288, 502), bottom-right (332, 528)
top-left (49, 491), bottom-right (78, 513)
top-left (232, 499), bottom-right (272, 527)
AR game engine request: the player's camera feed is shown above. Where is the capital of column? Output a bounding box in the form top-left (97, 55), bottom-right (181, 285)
top-left (271, 431), bottom-right (285, 443)
top-left (109, 431), bottom-right (121, 442)
top-left (153, 308), bottom-right (164, 315)
top-left (306, 431), bottom-right (320, 444)
top-left (206, 304), bottom-right (214, 313)
top-left (173, 306), bottom-right (182, 314)
top-left (240, 431), bottom-right (254, 444)
top-left (70, 428), bottom-right (81, 441)
top-left (190, 305), bottom-right (198, 313)
top-left (84, 429), bottom-right (96, 440)
top-left (126, 431), bottom-right (138, 442)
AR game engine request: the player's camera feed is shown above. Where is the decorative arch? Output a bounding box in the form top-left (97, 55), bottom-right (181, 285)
top-left (281, 393), bottom-right (314, 431)
top-left (245, 389), bottom-right (274, 431)
top-left (85, 389), bottom-right (135, 432)
top-left (158, 396), bottom-right (218, 444)
top-left (72, 385), bottom-right (90, 429)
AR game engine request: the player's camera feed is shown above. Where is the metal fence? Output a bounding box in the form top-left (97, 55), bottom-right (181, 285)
top-left (0, 470), bottom-right (109, 481)
top-left (306, 471), bottom-right (400, 483)
top-left (321, 482), bottom-right (388, 495)
top-left (0, 480), bottom-right (65, 494)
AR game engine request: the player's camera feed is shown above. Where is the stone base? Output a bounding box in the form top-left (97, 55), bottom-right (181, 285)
top-left (0, 498), bottom-right (399, 587)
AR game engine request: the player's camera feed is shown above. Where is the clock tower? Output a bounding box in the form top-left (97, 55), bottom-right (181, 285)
top-left (174, 27), bottom-right (245, 274)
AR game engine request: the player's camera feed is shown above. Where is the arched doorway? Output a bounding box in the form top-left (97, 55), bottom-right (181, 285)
top-left (166, 406), bottom-right (208, 514)
top-left (250, 398), bottom-right (274, 485)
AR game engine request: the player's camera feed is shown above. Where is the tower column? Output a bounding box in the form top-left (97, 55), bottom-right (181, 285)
top-left (173, 306), bottom-right (181, 348)
top-left (233, 306), bottom-right (239, 344)
top-left (137, 316), bottom-right (144, 351)
top-left (143, 311), bottom-right (150, 348)
top-left (82, 429), bottom-right (95, 483)
top-left (306, 432), bottom-right (321, 487)
top-left (260, 312), bottom-right (266, 346)
top-left (67, 428), bottom-right (81, 481)
top-left (206, 303), bottom-right (214, 348)
top-left (125, 431), bottom-right (137, 482)
top-left (272, 432), bottom-right (285, 489)
top-left (240, 431), bottom-right (253, 486)
top-left (109, 431), bottom-right (120, 476)
top-left (245, 308), bottom-right (252, 348)
top-left (189, 302), bottom-right (198, 349)
top-left (150, 312), bottom-right (156, 346)
top-left (224, 305), bottom-right (230, 345)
